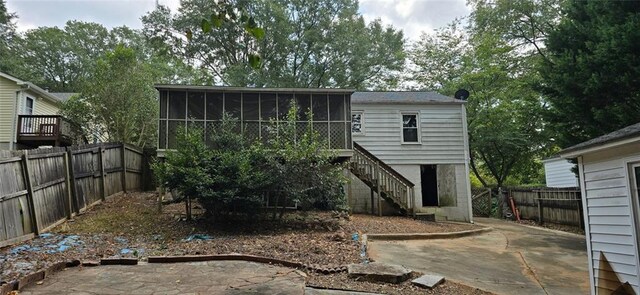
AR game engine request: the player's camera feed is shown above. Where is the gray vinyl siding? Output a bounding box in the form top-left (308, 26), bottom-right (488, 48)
top-left (544, 158), bottom-right (579, 187)
top-left (351, 103), bottom-right (466, 165)
top-left (581, 143), bottom-right (640, 294)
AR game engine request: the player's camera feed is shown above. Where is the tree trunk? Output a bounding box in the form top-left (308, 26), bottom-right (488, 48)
top-left (185, 195), bottom-right (192, 221)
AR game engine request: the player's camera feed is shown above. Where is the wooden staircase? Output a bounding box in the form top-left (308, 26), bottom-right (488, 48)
top-left (350, 142), bottom-right (415, 215)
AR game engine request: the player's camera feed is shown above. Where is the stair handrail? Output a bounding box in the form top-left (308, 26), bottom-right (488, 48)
top-left (353, 142), bottom-right (414, 187)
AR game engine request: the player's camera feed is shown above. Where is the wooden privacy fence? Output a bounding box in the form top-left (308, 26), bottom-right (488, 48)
top-left (0, 142), bottom-right (147, 247)
top-left (507, 187), bottom-right (583, 228)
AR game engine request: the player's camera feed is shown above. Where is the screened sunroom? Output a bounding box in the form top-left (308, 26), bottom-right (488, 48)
top-left (156, 85), bottom-right (354, 157)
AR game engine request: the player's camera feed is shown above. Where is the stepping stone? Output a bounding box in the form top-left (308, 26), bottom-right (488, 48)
top-left (411, 274), bottom-right (445, 289)
top-left (347, 263), bottom-right (412, 284)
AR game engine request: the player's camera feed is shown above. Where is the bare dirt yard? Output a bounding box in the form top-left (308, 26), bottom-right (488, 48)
top-left (1, 192), bottom-right (489, 294)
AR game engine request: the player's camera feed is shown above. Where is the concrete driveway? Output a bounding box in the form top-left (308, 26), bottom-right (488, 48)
top-left (368, 218), bottom-right (590, 295)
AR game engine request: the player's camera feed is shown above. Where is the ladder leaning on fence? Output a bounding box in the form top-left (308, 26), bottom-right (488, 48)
top-left (349, 142), bottom-right (415, 216)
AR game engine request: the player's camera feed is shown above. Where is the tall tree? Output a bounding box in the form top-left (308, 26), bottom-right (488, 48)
top-left (0, 0), bottom-right (17, 72)
top-left (142, 0), bottom-right (405, 89)
top-left (13, 21), bottom-right (112, 91)
top-left (541, 0), bottom-right (640, 148)
top-left (60, 45), bottom-right (158, 147)
top-left (409, 10), bottom-right (551, 187)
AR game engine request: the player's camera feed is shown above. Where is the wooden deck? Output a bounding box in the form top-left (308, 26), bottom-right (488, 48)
top-left (17, 115), bottom-right (84, 147)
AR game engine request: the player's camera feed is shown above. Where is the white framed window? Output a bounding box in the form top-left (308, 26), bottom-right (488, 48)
top-left (25, 97), bottom-right (34, 115)
top-left (351, 111), bottom-right (364, 135)
top-left (401, 112), bottom-right (420, 143)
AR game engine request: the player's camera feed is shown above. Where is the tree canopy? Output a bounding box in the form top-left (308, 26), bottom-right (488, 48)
top-left (60, 45), bottom-right (158, 147)
top-left (0, 0), bottom-right (17, 73)
top-left (541, 0), bottom-right (640, 148)
top-left (142, 0), bottom-right (405, 89)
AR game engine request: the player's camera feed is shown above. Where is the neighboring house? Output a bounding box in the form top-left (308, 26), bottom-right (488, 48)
top-left (0, 72), bottom-right (82, 150)
top-left (156, 86), bottom-right (472, 222)
top-left (349, 92), bottom-right (472, 222)
top-left (543, 156), bottom-right (579, 188)
top-left (559, 122), bottom-right (640, 294)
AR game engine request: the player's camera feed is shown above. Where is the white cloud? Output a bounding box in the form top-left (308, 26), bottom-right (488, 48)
top-left (359, 0), bottom-right (470, 40)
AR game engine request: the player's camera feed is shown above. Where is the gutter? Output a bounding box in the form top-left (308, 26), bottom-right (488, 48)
top-left (559, 136), bottom-right (640, 158)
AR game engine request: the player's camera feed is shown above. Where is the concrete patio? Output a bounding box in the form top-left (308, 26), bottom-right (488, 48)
top-left (368, 217), bottom-right (590, 295)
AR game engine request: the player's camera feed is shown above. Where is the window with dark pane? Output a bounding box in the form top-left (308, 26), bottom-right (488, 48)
top-left (225, 92), bottom-right (242, 119)
top-left (158, 120), bottom-right (166, 149)
top-left (312, 94), bottom-right (328, 121)
top-left (402, 113), bottom-right (419, 143)
top-left (187, 92), bottom-right (205, 120)
top-left (243, 93), bottom-right (260, 120)
top-left (168, 91), bottom-right (186, 119)
top-left (261, 93), bottom-right (277, 120)
top-left (295, 94), bottom-right (311, 120)
top-left (159, 91), bottom-right (167, 119)
top-left (206, 92), bottom-right (223, 120)
top-left (329, 95), bottom-right (345, 121)
top-left (278, 93), bottom-right (293, 120)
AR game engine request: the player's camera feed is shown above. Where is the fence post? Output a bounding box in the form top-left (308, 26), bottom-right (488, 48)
top-left (121, 144), bottom-right (127, 193)
top-left (578, 198), bottom-right (585, 230)
top-left (537, 198), bottom-right (544, 225)
top-left (99, 147), bottom-right (106, 201)
top-left (66, 148), bottom-right (79, 213)
top-left (21, 151), bottom-right (39, 235)
top-left (63, 152), bottom-right (73, 219)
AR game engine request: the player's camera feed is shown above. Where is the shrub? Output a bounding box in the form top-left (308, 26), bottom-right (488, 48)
top-left (154, 104), bottom-right (348, 221)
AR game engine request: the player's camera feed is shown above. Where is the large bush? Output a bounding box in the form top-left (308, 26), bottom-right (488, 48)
top-left (153, 104), bottom-right (347, 221)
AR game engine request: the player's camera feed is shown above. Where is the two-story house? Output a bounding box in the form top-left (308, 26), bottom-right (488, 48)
top-left (349, 92), bottom-right (472, 222)
top-left (156, 86), bottom-right (472, 222)
top-left (0, 72), bottom-right (82, 150)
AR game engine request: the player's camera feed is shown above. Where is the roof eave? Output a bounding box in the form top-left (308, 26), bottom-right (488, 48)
top-left (558, 136), bottom-right (640, 158)
top-left (352, 100), bottom-right (466, 105)
top-left (19, 82), bottom-right (62, 104)
top-left (154, 84), bottom-right (356, 94)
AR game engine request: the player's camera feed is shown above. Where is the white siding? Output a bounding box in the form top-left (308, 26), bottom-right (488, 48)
top-left (544, 158), bottom-right (579, 187)
top-left (351, 103), bottom-right (466, 165)
top-left (580, 142), bottom-right (640, 294)
top-left (349, 102), bottom-right (471, 222)
top-left (0, 76), bottom-right (18, 143)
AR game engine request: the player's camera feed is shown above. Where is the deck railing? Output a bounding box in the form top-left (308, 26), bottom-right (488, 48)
top-left (17, 115), bottom-right (85, 146)
top-left (350, 142), bottom-right (415, 215)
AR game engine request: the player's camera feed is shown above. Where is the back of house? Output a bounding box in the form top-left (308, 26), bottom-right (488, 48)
top-left (349, 91), bottom-right (472, 222)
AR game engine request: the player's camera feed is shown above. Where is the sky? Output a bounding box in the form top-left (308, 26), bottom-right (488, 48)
top-left (6, 0), bottom-right (470, 41)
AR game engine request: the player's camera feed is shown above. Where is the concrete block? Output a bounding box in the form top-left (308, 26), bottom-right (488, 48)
top-left (412, 274), bottom-right (445, 289)
top-left (347, 263), bottom-right (412, 284)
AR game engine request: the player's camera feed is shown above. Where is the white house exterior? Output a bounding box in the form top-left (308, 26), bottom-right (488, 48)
top-left (559, 123), bottom-right (640, 295)
top-left (348, 91), bottom-right (472, 222)
top-left (543, 157), bottom-right (579, 188)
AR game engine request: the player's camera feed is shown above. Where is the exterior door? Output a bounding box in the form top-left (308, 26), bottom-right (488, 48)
top-left (421, 165), bottom-right (438, 206)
